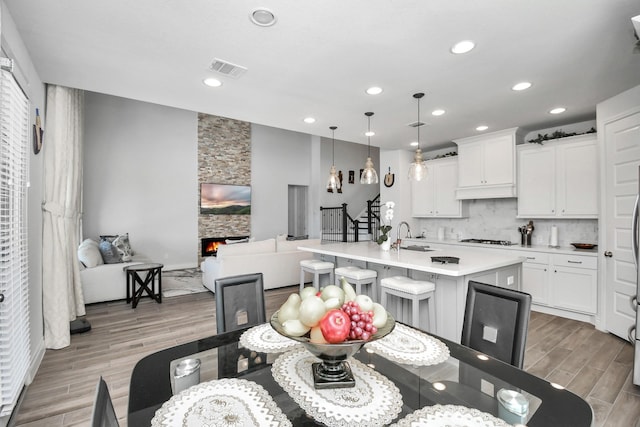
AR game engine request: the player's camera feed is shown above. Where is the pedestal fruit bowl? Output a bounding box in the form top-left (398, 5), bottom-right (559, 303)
top-left (270, 311), bottom-right (395, 389)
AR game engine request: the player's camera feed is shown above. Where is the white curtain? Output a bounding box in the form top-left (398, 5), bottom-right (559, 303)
top-left (42, 85), bottom-right (85, 349)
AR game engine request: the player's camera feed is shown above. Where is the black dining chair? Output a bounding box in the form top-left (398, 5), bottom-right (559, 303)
top-left (461, 280), bottom-right (532, 368)
top-left (436, 281), bottom-right (533, 415)
top-left (91, 376), bottom-right (119, 427)
top-left (215, 273), bottom-right (268, 377)
top-left (215, 272), bottom-right (266, 334)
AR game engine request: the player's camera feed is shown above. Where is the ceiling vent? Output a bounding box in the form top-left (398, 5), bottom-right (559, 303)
top-left (407, 121), bottom-right (427, 128)
top-left (209, 58), bottom-right (247, 79)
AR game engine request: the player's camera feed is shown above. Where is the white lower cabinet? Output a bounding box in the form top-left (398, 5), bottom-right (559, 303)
top-left (513, 250), bottom-right (597, 315)
top-left (549, 254), bottom-right (597, 314)
top-left (521, 252), bottom-right (550, 305)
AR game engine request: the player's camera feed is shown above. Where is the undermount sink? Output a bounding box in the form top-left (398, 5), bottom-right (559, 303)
top-left (403, 245), bottom-right (435, 252)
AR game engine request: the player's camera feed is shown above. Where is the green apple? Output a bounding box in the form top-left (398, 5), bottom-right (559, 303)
top-left (320, 284), bottom-right (344, 306)
top-left (355, 294), bottom-right (374, 312)
top-left (300, 286), bottom-right (318, 300)
top-left (282, 319), bottom-right (310, 337)
top-left (298, 295), bottom-right (327, 327)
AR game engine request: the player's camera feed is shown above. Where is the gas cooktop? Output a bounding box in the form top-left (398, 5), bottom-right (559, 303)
top-left (459, 238), bottom-right (514, 246)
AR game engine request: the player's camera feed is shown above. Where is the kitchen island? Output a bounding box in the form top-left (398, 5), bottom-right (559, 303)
top-left (297, 241), bottom-right (526, 342)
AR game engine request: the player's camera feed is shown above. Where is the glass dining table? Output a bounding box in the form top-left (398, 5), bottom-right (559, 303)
top-left (127, 323), bottom-right (593, 426)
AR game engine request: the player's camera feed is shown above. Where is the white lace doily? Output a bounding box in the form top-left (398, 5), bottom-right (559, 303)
top-left (272, 348), bottom-right (403, 427)
top-left (151, 378), bottom-right (292, 427)
top-left (239, 323), bottom-right (302, 353)
top-left (365, 323), bottom-right (450, 366)
top-left (390, 404), bottom-right (513, 427)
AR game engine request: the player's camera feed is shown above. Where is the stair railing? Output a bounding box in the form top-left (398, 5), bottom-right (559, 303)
top-left (320, 204), bottom-right (359, 243)
top-left (320, 195), bottom-right (381, 243)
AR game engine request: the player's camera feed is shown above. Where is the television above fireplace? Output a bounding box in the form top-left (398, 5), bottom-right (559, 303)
top-left (200, 183), bottom-right (251, 215)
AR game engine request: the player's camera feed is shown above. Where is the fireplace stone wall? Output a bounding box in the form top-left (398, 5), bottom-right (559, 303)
top-left (198, 113), bottom-right (251, 264)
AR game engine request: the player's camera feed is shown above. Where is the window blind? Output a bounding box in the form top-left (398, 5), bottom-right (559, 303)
top-left (0, 68), bottom-right (30, 417)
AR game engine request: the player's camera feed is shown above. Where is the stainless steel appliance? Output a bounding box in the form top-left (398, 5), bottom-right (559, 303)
top-left (633, 166), bottom-right (640, 385)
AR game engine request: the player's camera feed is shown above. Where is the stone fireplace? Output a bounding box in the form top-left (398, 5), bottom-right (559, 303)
top-left (201, 236), bottom-right (250, 257)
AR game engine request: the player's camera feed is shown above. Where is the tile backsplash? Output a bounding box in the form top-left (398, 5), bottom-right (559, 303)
top-left (414, 198), bottom-right (598, 247)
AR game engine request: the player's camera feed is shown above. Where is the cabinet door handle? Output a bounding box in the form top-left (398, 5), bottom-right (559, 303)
top-left (567, 260), bottom-right (582, 264)
top-left (604, 251), bottom-right (613, 258)
top-left (526, 257), bottom-right (536, 260)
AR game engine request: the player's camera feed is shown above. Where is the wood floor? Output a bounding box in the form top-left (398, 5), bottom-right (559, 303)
top-left (11, 286), bottom-right (640, 427)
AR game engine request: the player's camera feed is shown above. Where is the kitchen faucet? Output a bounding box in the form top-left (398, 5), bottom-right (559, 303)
top-left (397, 221), bottom-right (411, 247)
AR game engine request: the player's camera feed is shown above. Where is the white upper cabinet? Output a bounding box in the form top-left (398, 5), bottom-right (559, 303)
top-left (411, 157), bottom-right (467, 218)
top-left (517, 134), bottom-right (598, 218)
top-left (454, 127), bottom-right (522, 199)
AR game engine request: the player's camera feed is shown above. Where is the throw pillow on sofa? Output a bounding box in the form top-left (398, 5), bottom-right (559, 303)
top-left (78, 238), bottom-right (104, 268)
top-left (99, 236), bottom-right (122, 264)
top-left (112, 233), bottom-right (134, 261)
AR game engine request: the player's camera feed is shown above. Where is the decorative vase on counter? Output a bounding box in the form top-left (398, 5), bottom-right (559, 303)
top-left (380, 239), bottom-right (391, 251)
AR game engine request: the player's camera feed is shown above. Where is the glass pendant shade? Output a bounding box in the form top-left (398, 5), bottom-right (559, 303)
top-left (361, 112), bottom-right (378, 184)
top-left (326, 126), bottom-right (341, 191)
top-left (408, 148), bottom-right (427, 181)
top-left (361, 157), bottom-right (379, 184)
top-left (327, 165), bottom-right (341, 191)
top-left (409, 92), bottom-right (428, 181)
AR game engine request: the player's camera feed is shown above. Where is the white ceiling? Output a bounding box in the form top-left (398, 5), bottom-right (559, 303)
top-left (4, 0), bottom-right (640, 150)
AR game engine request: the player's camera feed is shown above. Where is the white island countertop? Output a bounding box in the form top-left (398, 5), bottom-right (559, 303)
top-left (297, 241), bottom-right (525, 277)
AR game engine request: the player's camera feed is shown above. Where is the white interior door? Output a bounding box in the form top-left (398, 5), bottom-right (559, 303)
top-left (602, 111), bottom-right (640, 340)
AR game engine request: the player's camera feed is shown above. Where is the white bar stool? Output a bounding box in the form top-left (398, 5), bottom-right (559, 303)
top-left (334, 266), bottom-right (378, 301)
top-left (299, 259), bottom-right (335, 291)
top-left (380, 276), bottom-right (436, 332)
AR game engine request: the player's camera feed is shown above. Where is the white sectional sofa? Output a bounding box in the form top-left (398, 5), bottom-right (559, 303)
top-left (80, 259), bottom-right (149, 304)
top-left (200, 237), bottom-right (320, 292)
top-left (78, 237), bottom-right (150, 304)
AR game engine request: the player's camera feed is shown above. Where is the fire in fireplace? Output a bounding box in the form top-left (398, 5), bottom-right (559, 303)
top-left (201, 236), bottom-right (250, 257)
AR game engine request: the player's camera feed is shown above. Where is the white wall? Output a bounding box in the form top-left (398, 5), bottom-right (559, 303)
top-left (1, 2), bottom-right (46, 425)
top-left (250, 124), bottom-right (314, 240)
top-left (319, 136), bottom-right (380, 217)
top-left (83, 92), bottom-right (198, 269)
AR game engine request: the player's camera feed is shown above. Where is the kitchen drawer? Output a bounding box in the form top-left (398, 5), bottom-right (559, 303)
top-left (508, 249), bottom-right (549, 265)
top-left (552, 254), bottom-right (597, 270)
top-left (521, 252), bottom-right (549, 265)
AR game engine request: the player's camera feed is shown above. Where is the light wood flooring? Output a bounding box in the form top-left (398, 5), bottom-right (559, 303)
top-left (11, 286), bottom-right (640, 427)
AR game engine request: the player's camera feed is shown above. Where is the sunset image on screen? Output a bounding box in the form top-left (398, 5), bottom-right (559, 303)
top-left (200, 183), bottom-right (251, 215)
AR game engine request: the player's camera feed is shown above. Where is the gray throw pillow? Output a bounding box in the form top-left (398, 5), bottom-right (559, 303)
top-left (99, 238), bottom-right (122, 264)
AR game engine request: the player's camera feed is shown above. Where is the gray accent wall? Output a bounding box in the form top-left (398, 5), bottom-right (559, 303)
top-left (83, 92), bottom-right (198, 269)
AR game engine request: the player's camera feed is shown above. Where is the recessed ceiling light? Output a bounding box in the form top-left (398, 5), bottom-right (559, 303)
top-left (203, 78), bottom-right (222, 87)
top-left (549, 107), bottom-right (566, 114)
top-left (432, 109), bottom-right (446, 116)
top-left (410, 141), bottom-right (419, 147)
top-left (365, 131), bottom-right (375, 137)
top-left (249, 8), bottom-right (277, 27)
top-left (451, 40), bottom-right (475, 54)
top-left (476, 125), bottom-right (489, 131)
top-left (366, 86), bottom-right (383, 95)
top-left (512, 82), bottom-right (532, 91)
top-left (303, 117), bottom-right (316, 124)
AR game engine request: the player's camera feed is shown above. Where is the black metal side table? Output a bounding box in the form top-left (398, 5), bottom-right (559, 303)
top-left (124, 263), bottom-right (163, 308)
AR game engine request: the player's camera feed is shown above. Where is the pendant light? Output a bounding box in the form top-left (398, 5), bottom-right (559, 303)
top-left (326, 126), bottom-right (341, 192)
top-left (360, 112), bottom-right (379, 184)
top-left (408, 92), bottom-right (428, 181)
